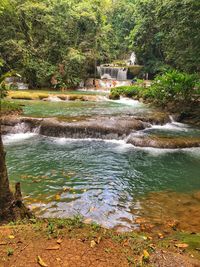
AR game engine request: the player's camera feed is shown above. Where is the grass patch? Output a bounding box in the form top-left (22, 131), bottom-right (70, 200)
top-left (173, 232), bottom-right (200, 250)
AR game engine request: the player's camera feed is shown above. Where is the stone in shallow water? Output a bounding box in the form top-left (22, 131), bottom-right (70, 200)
top-left (1, 115), bottom-right (148, 139)
top-left (127, 134), bottom-right (200, 148)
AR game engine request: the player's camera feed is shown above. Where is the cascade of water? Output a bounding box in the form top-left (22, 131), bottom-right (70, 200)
top-left (12, 123), bottom-right (31, 133)
top-left (97, 66), bottom-right (128, 80)
top-left (128, 52), bottom-right (136, 65)
top-left (12, 122), bottom-right (40, 134)
top-left (117, 69), bottom-right (128, 81)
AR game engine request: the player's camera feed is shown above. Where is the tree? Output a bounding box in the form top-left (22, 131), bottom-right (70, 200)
top-left (129, 0), bottom-right (200, 75)
top-left (0, 73), bottom-right (31, 223)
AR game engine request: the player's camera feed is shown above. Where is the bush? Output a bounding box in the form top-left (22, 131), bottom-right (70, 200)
top-left (109, 70), bottom-right (200, 105)
top-left (147, 70), bottom-right (200, 104)
top-left (110, 85), bottom-right (142, 99)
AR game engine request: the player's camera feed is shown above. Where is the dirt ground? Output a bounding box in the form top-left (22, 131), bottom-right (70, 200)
top-left (0, 219), bottom-right (200, 267)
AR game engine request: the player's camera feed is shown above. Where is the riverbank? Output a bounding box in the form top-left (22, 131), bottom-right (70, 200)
top-left (109, 77), bottom-right (200, 127)
top-left (0, 218), bottom-right (200, 267)
top-left (0, 100), bottom-right (23, 116)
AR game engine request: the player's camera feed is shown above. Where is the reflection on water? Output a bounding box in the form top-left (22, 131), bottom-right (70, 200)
top-left (4, 135), bottom-right (200, 231)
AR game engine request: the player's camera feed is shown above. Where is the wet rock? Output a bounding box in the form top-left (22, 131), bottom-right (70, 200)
top-left (1, 115), bottom-right (21, 126)
top-left (56, 94), bottom-right (98, 102)
top-left (134, 111), bottom-right (170, 125)
top-left (39, 116), bottom-right (147, 139)
top-left (1, 125), bottom-right (13, 135)
top-left (127, 134), bottom-right (200, 148)
top-left (2, 115), bottom-right (147, 140)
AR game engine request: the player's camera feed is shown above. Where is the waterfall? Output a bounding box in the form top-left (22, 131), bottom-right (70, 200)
top-left (128, 52), bottom-right (136, 65)
top-left (97, 66), bottom-right (128, 80)
top-left (12, 122), bottom-right (40, 134)
top-left (117, 69), bottom-right (128, 81)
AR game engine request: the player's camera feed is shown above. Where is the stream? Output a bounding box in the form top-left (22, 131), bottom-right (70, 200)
top-left (3, 92), bottom-right (200, 232)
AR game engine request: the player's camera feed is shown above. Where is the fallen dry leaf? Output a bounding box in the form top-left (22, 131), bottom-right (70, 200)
top-left (8, 235), bottom-right (15, 239)
top-left (158, 233), bottom-right (164, 239)
top-left (90, 240), bottom-right (96, 248)
top-left (0, 242), bottom-right (7, 245)
top-left (37, 256), bottom-right (48, 267)
top-left (46, 245), bottom-right (60, 250)
top-left (55, 194), bottom-right (61, 200)
top-left (143, 250), bottom-right (150, 262)
top-left (57, 238), bottom-right (63, 244)
top-left (135, 218), bottom-right (147, 224)
top-left (175, 243), bottom-right (189, 249)
top-left (97, 236), bottom-right (102, 244)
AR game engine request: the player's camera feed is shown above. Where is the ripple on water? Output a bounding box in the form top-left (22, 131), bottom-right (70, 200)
top-left (3, 132), bottom-right (200, 231)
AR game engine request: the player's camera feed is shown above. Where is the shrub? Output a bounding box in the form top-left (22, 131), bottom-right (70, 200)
top-left (109, 85), bottom-right (141, 99)
top-left (109, 70), bottom-right (200, 105)
top-left (149, 70), bottom-right (199, 104)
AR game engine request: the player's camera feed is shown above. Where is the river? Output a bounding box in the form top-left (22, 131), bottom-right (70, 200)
top-left (3, 91), bottom-right (200, 232)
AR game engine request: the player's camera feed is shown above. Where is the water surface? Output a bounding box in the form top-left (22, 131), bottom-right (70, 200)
top-left (4, 134), bottom-right (200, 230)
top-left (4, 93), bottom-right (200, 231)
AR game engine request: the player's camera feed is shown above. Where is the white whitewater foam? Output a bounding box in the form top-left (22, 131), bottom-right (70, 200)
top-left (131, 144), bottom-right (200, 157)
top-left (109, 97), bottom-right (143, 107)
top-left (49, 136), bottom-right (127, 145)
top-left (46, 96), bottom-right (62, 102)
top-left (150, 121), bottom-right (190, 132)
top-left (49, 137), bottom-right (134, 152)
top-left (78, 89), bottom-right (110, 93)
top-left (182, 147), bottom-right (200, 158)
top-left (3, 132), bottom-right (37, 144)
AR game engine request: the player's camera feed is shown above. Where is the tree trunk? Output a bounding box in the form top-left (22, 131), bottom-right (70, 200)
top-left (0, 128), bottom-right (14, 207)
top-left (0, 114), bottom-right (32, 223)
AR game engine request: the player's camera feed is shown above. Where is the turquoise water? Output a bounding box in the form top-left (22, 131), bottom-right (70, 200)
top-left (14, 98), bottom-right (150, 118)
top-left (4, 134), bottom-right (200, 229)
top-left (3, 94), bottom-right (200, 230)
top-left (14, 89), bottom-right (107, 96)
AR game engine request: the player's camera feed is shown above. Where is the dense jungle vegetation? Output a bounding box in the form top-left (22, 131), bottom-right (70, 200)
top-left (0, 0), bottom-right (199, 88)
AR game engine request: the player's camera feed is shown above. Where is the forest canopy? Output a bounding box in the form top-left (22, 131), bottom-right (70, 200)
top-left (0, 0), bottom-right (199, 88)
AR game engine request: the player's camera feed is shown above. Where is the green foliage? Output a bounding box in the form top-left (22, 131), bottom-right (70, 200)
top-left (110, 85), bottom-right (142, 99)
top-left (110, 70), bottom-right (200, 105)
top-left (0, 0), bottom-right (199, 85)
top-left (130, 0), bottom-right (200, 74)
top-left (0, 0), bottom-right (113, 88)
top-left (91, 221), bottom-right (101, 231)
top-left (148, 70), bottom-right (200, 103)
top-left (7, 248), bottom-right (14, 256)
top-left (0, 71), bottom-right (21, 99)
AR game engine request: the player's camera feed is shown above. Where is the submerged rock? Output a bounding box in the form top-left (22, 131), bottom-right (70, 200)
top-left (127, 134), bottom-right (200, 148)
top-left (43, 94), bottom-right (99, 102)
